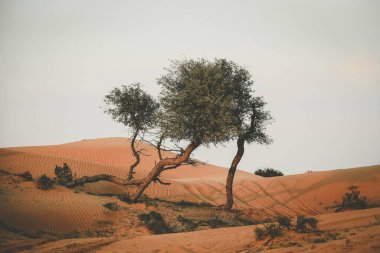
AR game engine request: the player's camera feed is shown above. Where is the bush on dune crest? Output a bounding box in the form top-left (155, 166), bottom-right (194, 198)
top-left (37, 174), bottom-right (55, 190)
top-left (254, 167), bottom-right (283, 177)
top-left (54, 163), bottom-right (73, 185)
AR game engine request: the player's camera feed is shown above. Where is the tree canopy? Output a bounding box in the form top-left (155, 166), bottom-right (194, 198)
top-left (104, 83), bottom-right (159, 133)
top-left (157, 58), bottom-right (254, 145)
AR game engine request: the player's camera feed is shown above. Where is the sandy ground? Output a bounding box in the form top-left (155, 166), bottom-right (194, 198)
top-left (1, 137), bottom-right (379, 252)
top-left (95, 207), bottom-right (380, 253)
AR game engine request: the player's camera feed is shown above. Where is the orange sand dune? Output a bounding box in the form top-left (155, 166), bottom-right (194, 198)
top-left (1, 137), bottom-right (379, 213)
top-left (1, 137), bottom-right (380, 253)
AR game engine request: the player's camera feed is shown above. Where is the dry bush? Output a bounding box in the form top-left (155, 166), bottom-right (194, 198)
top-left (37, 175), bottom-right (54, 190)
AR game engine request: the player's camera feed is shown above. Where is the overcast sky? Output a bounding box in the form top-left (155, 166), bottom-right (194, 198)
top-left (1, 0), bottom-right (379, 175)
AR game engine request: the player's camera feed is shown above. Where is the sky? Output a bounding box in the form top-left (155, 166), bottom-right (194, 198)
top-left (1, 0), bottom-right (379, 175)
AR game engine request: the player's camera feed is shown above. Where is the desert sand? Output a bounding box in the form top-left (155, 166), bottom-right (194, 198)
top-left (1, 137), bottom-right (379, 252)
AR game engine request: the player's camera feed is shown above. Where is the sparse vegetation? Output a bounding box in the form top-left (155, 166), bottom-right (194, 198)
top-left (177, 215), bottom-right (198, 230)
top-left (336, 185), bottom-right (367, 212)
top-left (206, 212), bottom-right (229, 228)
top-left (254, 168), bottom-right (284, 177)
top-left (138, 211), bottom-right (172, 234)
top-left (276, 215), bottom-right (292, 229)
top-left (255, 222), bottom-right (283, 240)
top-left (17, 171), bottom-right (33, 181)
top-left (54, 163), bottom-right (73, 185)
top-left (255, 227), bottom-right (265, 240)
top-left (117, 194), bottom-right (133, 204)
top-left (296, 215), bottom-right (318, 232)
top-left (36, 174), bottom-right (55, 190)
top-left (264, 222), bottom-right (283, 238)
top-left (175, 200), bottom-right (213, 207)
top-left (103, 202), bottom-right (118, 211)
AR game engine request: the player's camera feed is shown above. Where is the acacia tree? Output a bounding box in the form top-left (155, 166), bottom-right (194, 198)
top-left (131, 58), bottom-right (254, 202)
top-left (223, 96), bottom-right (272, 209)
top-left (104, 83), bottom-right (159, 180)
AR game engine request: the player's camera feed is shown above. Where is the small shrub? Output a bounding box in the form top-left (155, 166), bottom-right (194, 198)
top-left (255, 227), bottom-right (265, 240)
top-left (276, 215), bottom-right (291, 229)
top-left (17, 171), bottom-right (33, 181)
top-left (233, 213), bottom-right (256, 226)
top-left (54, 163), bottom-right (73, 185)
top-left (254, 168), bottom-right (284, 177)
top-left (37, 175), bottom-right (54, 190)
top-left (138, 211), bottom-right (172, 234)
top-left (337, 185), bottom-right (367, 211)
top-left (103, 202), bottom-right (118, 211)
top-left (296, 215), bottom-right (318, 232)
top-left (117, 194), bottom-right (133, 204)
top-left (264, 223), bottom-right (282, 238)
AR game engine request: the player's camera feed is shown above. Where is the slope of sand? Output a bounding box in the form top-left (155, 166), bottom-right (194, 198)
top-left (8, 207), bottom-right (380, 253)
top-left (95, 207), bottom-right (380, 253)
top-left (0, 137), bottom-right (380, 239)
top-left (1, 138), bottom-right (379, 208)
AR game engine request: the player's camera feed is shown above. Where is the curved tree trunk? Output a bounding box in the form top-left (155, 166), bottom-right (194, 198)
top-left (131, 140), bottom-right (200, 202)
top-left (64, 174), bottom-right (144, 188)
top-left (127, 130), bottom-right (140, 180)
top-left (224, 137), bottom-right (245, 210)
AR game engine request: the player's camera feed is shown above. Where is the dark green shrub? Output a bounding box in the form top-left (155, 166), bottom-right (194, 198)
top-left (264, 223), bottom-right (282, 238)
top-left (254, 168), bottom-right (283, 177)
top-left (54, 163), bottom-right (73, 185)
top-left (138, 211), bottom-right (172, 234)
top-left (276, 215), bottom-right (291, 229)
top-left (339, 185), bottom-right (367, 210)
top-left (254, 227), bottom-right (265, 240)
top-left (117, 194), bottom-right (133, 204)
top-left (296, 215), bottom-right (318, 232)
top-left (18, 172), bottom-right (33, 181)
top-left (37, 174), bottom-right (54, 190)
top-left (103, 202), bottom-right (118, 211)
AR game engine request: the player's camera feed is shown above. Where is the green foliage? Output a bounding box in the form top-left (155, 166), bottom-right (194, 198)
top-left (264, 223), bottom-right (283, 238)
top-left (104, 83), bottom-right (159, 132)
top-left (276, 215), bottom-right (292, 229)
top-left (241, 96), bottom-right (272, 144)
top-left (117, 194), bottom-right (133, 204)
top-left (138, 211), bottom-right (172, 234)
top-left (255, 223), bottom-right (283, 239)
top-left (103, 202), bottom-right (118, 211)
top-left (18, 171), bottom-right (33, 181)
top-left (158, 58), bottom-right (257, 144)
top-left (254, 227), bottom-right (265, 240)
top-left (54, 163), bottom-right (73, 185)
top-left (254, 167), bottom-right (284, 177)
top-left (37, 174), bottom-right (54, 190)
top-left (340, 185), bottom-right (367, 210)
top-left (296, 215), bottom-right (318, 232)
